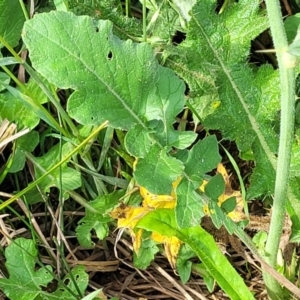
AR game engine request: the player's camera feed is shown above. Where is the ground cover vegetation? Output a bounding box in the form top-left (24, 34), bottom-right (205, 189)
top-left (1, 0), bottom-right (300, 299)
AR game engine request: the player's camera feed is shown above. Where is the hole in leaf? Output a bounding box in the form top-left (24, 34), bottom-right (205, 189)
top-left (95, 27), bottom-right (99, 33)
top-left (184, 82), bottom-right (190, 96)
top-left (172, 31), bottom-right (186, 45)
top-left (42, 279), bottom-right (58, 292)
top-left (107, 51), bottom-right (113, 60)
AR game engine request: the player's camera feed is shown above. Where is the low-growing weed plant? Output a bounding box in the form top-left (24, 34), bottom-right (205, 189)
top-left (1, 0), bottom-right (300, 299)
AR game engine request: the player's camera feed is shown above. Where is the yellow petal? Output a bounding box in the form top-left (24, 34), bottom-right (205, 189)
top-left (151, 232), bottom-right (165, 243)
top-left (215, 163), bottom-right (245, 222)
top-left (151, 233), bottom-right (182, 269)
top-left (111, 205), bottom-right (149, 229)
top-left (227, 210), bottom-right (246, 222)
top-left (203, 204), bottom-right (210, 215)
top-left (140, 186), bottom-right (173, 201)
top-left (217, 163), bottom-right (230, 187)
top-left (140, 186), bottom-right (176, 209)
top-left (164, 236), bottom-right (182, 269)
top-left (133, 229), bottom-right (143, 254)
top-left (143, 197), bottom-right (176, 209)
top-left (199, 179), bottom-right (208, 192)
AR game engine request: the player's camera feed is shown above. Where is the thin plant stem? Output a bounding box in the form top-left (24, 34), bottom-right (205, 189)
top-left (143, 0), bottom-right (147, 42)
top-left (125, 0), bottom-right (131, 17)
top-left (18, 0), bottom-right (29, 20)
top-left (263, 0), bottom-right (296, 298)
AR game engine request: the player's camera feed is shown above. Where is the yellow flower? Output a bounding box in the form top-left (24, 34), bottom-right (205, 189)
top-left (152, 232), bottom-right (182, 269)
top-left (111, 183), bottom-right (181, 265)
top-left (201, 163), bottom-right (245, 221)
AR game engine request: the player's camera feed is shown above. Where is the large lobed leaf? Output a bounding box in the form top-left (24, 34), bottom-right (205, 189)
top-left (22, 11), bottom-right (184, 131)
top-left (23, 12), bottom-right (151, 128)
top-left (164, 0), bottom-right (300, 216)
top-left (22, 11), bottom-right (197, 194)
top-left (174, 0), bottom-right (300, 227)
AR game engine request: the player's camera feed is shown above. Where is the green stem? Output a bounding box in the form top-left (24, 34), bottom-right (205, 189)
top-left (263, 1), bottom-right (296, 298)
top-left (142, 0), bottom-right (147, 42)
top-left (18, 0), bottom-right (29, 20)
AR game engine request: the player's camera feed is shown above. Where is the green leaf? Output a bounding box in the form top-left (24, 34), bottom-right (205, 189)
top-left (167, 0), bottom-right (281, 200)
top-left (288, 29), bottom-right (300, 56)
top-left (145, 63), bottom-right (186, 133)
top-left (21, 9), bottom-right (197, 198)
top-left (252, 231), bottom-right (268, 251)
top-left (0, 72), bottom-right (10, 91)
top-left (287, 177), bottom-right (300, 242)
top-left (9, 131), bottom-right (39, 173)
top-left (24, 186), bottom-right (45, 205)
top-left (284, 13), bottom-right (300, 43)
top-left (176, 244), bottom-right (195, 284)
top-left (205, 173), bottom-right (225, 200)
top-left (175, 178), bottom-right (205, 227)
top-left (0, 92), bottom-right (40, 129)
top-left (47, 266), bottom-right (88, 300)
top-left (184, 136), bottom-right (221, 181)
top-left (208, 201), bottom-right (238, 235)
top-left (76, 190), bottom-right (124, 247)
top-left (0, 238), bottom-right (53, 300)
top-left (176, 136), bottom-right (221, 227)
top-left (134, 145), bottom-right (184, 195)
top-left (22, 12), bottom-right (149, 128)
top-left (220, 196), bottom-right (237, 214)
top-left (3, 84), bottom-right (64, 134)
top-left (176, 257), bottom-right (192, 284)
top-left (172, 0), bottom-right (197, 22)
top-left (22, 11), bottom-right (187, 136)
top-left (0, 57), bottom-right (21, 67)
top-left (125, 121), bottom-right (196, 158)
top-left (68, 0), bottom-right (142, 39)
top-left (133, 232), bottom-right (159, 269)
top-left (125, 125), bottom-right (153, 158)
top-left (0, 250), bottom-right (88, 300)
top-left (152, 119), bottom-right (197, 149)
top-left (136, 209), bottom-right (255, 300)
top-left (53, 0), bottom-right (69, 11)
top-left (0, 0), bottom-right (25, 48)
top-left (22, 11), bottom-right (197, 195)
top-left (192, 263), bottom-right (215, 292)
top-left (33, 143), bottom-right (81, 199)
top-left (25, 76), bottom-right (51, 105)
top-left (76, 217), bottom-right (110, 248)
